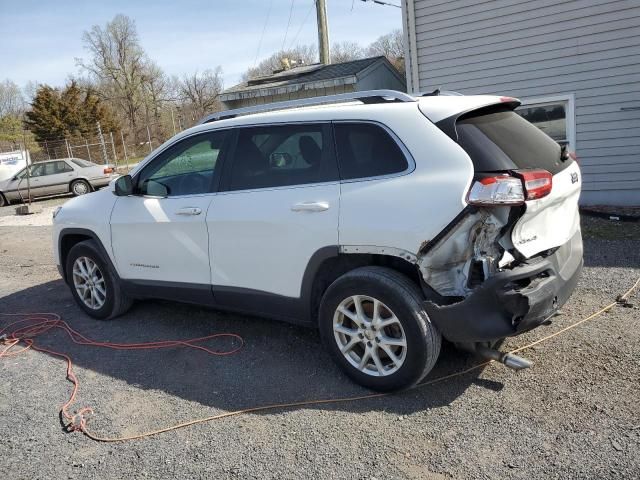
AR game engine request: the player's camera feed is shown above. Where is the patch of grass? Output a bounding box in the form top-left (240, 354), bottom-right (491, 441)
top-left (581, 215), bottom-right (640, 240)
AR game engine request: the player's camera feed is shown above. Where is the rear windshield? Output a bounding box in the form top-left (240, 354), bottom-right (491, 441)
top-left (456, 108), bottom-right (567, 174)
top-left (70, 158), bottom-right (93, 168)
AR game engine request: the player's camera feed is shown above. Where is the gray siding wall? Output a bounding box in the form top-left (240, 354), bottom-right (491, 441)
top-left (407, 0), bottom-right (640, 205)
top-left (355, 63), bottom-right (406, 92)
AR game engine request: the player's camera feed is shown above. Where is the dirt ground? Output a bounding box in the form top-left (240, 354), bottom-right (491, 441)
top-left (1, 199), bottom-right (639, 479)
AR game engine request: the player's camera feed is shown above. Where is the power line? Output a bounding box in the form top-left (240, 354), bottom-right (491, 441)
top-left (281, 0), bottom-right (296, 50)
top-left (254, 0), bottom-right (275, 67)
top-left (360, 0), bottom-right (401, 8)
top-left (288, 0), bottom-right (315, 49)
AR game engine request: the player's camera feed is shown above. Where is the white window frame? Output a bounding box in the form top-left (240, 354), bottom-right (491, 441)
top-left (518, 93), bottom-right (576, 152)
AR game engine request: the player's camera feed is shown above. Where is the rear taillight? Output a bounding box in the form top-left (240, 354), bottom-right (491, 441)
top-left (515, 169), bottom-right (553, 200)
top-left (467, 175), bottom-right (525, 205)
top-left (104, 167), bottom-right (114, 174)
top-left (467, 169), bottom-right (552, 205)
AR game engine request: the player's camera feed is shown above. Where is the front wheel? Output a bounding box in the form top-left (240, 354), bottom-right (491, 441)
top-left (65, 240), bottom-right (132, 319)
top-left (319, 267), bottom-right (441, 392)
top-left (0, 193), bottom-right (7, 207)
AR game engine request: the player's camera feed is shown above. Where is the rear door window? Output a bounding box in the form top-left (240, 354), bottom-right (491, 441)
top-left (224, 123), bottom-right (337, 191)
top-left (333, 123), bottom-right (408, 180)
top-left (456, 108), bottom-right (566, 174)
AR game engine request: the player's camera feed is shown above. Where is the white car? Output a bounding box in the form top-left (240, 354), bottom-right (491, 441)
top-left (0, 158), bottom-right (118, 206)
top-left (52, 90), bottom-right (583, 391)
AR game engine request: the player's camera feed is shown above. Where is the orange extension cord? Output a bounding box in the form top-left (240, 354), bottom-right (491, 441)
top-left (1, 276), bottom-right (638, 443)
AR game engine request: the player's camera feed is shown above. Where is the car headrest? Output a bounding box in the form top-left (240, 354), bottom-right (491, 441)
top-left (299, 135), bottom-right (322, 167)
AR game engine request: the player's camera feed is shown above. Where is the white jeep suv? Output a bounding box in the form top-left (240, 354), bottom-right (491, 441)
top-left (52, 90), bottom-right (583, 391)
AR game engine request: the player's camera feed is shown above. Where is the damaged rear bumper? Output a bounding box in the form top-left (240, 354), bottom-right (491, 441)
top-left (423, 230), bottom-right (583, 343)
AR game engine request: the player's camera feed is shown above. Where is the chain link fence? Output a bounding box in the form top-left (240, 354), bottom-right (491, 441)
top-left (0, 122), bottom-right (178, 173)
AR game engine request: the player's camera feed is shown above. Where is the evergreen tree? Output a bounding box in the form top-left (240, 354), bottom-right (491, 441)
top-left (24, 82), bottom-right (120, 145)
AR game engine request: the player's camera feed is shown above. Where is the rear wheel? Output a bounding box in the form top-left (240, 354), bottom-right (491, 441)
top-left (319, 266), bottom-right (441, 391)
top-left (66, 240), bottom-right (132, 319)
top-left (71, 179), bottom-right (91, 196)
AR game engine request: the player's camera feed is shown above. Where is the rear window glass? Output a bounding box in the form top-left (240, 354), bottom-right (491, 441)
top-left (334, 123), bottom-right (408, 180)
top-left (456, 108), bottom-right (566, 174)
top-left (71, 158), bottom-right (93, 167)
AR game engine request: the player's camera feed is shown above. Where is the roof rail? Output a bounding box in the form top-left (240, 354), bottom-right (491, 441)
top-left (198, 89), bottom-right (416, 124)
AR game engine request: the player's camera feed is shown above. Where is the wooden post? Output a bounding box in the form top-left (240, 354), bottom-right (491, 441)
top-left (121, 131), bottom-right (129, 171)
top-left (316, 0), bottom-right (330, 64)
top-left (110, 132), bottom-right (118, 167)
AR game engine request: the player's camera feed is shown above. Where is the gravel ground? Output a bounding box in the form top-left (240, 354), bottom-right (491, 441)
top-left (0, 217), bottom-right (639, 479)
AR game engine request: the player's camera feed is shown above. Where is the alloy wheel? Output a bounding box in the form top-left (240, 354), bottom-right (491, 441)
top-left (333, 295), bottom-right (407, 377)
top-left (72, 256), bottom-right (106, 310)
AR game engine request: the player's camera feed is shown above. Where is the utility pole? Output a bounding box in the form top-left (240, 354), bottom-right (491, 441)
top-left (315, 0), bottom-right (330, 64)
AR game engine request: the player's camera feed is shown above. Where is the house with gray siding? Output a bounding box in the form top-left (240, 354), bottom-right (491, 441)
top-left (220, 56), bottom-right (405, 110)
top-left (401, 0), bottom-right (640, 205)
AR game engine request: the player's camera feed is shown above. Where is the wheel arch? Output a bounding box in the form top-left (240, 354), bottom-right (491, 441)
top-left (303, 246), bottom-right (425, 327)
top-left (58, 228), bottom-right (118, 282)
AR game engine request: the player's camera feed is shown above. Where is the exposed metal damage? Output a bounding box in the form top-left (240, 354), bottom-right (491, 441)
top-left (417, 207), bottom-right (515, 298)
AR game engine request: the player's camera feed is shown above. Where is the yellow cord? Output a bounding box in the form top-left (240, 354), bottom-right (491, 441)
top-left (79, 276), bottom-right (638, 442)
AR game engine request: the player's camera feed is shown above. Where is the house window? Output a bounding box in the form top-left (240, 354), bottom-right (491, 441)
top-left (515, 94), bottom-right (576, 152)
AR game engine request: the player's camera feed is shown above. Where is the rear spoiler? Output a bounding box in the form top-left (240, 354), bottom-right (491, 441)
top-left (426, 97), bottom-right (521, 144)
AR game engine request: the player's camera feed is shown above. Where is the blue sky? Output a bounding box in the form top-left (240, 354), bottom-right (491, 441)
top-left (0, 0), bottom-right (402, 90)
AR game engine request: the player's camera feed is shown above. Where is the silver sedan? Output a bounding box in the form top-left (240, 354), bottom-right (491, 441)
top-left (0, 158), bottom-right (119, 206)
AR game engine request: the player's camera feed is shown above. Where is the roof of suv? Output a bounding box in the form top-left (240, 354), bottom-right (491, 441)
top-left (197, 90), bottom-right (518, 129)
top-left (131, 90), bottom-right (519, 176)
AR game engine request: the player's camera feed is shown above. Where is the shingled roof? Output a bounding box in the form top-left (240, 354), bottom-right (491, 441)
top-left (220, 56), bottom-right (404, 102)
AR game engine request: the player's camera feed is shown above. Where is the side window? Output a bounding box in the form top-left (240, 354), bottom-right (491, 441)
top-left (28, 163), bottom-right (48, 177)
top-left (226, 124), bottom-right (337, 191)
top-left (54, 161), bottom-right (74, 173)
top-left (137, 131), bottom-right (227, 197)
top-left (334, 123), bottom-right (408, 180)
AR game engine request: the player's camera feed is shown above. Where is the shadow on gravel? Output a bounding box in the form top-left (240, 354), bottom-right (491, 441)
top-left (2, 279), bottom-right (493, 417)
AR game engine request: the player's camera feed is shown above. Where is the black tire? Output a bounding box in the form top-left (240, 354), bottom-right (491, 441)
top-left (71, 179), bottom-right (91, 196)
top-left (0, 193), bottom-right (7, 207)
top-left (65, 240), bottom-right (133, 320)
top-left (319, 266), bottom-right (441, 392)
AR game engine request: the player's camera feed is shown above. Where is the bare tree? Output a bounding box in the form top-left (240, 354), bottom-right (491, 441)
top-left (0, 79), bottom-right (26, 117)
top-left (367, 29), bottom-right (405, 72)
top-left (178, 68), bottom-right (224, 122)
top-left (243, 44), bottom-right (318, 81)
top-left (77, 14), bottom-right (149, 138)
top-left (331, 41), bottom-right (366, 64)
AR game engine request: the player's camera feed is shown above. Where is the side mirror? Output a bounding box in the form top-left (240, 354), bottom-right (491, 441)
top-left (114, 175), bottom-right (133, 196)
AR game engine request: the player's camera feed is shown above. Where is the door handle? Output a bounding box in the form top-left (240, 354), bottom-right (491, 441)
top-left (291, 201), bottom-right (330, 212)
top-left (175, 207), bottom-right (202, 216)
